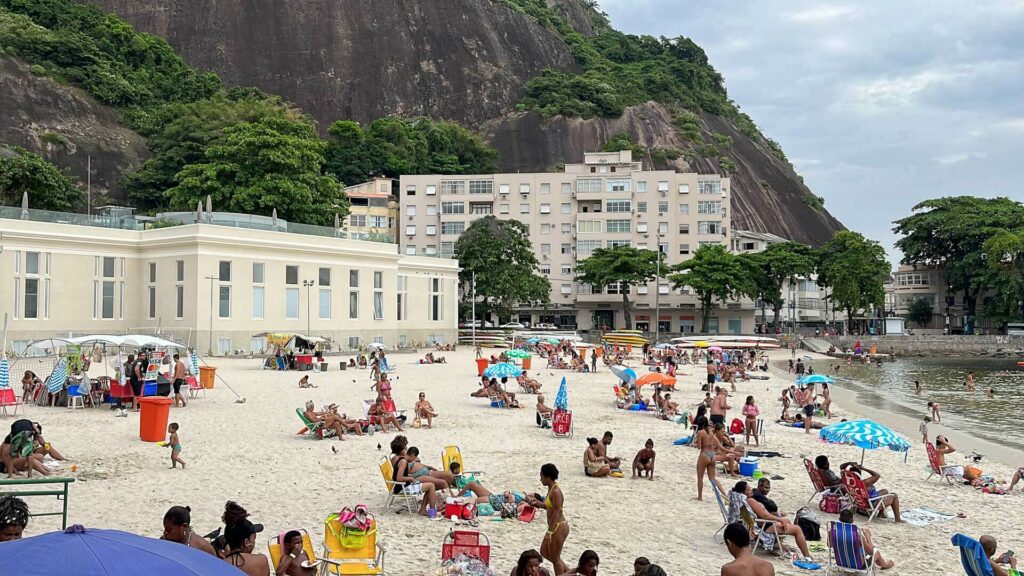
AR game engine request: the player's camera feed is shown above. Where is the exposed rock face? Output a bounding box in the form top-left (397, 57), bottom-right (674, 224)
top-left (546, 0), bottom-right (596, 36)
top-left (0, 57), bottom-right (149, 200)
top-left (486, 102), bottom-right (843, 245)
top-left (88, 0), bottom-right (578, 127)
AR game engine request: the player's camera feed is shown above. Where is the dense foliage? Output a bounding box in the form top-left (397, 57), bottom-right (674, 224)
top-left (983, 229), bottom-right (1024, 324)
top-left (455, 217), bottom-right (551, 318)
top-left (324, 118), bottom-right (498, 187)
top-left (668, 244), bottom-right (754, 333)
top-left (740, 241), bottom-right (817, 328)
top-left (905, 298), bottom-right (934, 328)
top-left (574, 245), bottom-right (663, 329)
top-left (816, 231), bottom-right (889, 322)
top-left (0, 146), bottom-right (81, 211)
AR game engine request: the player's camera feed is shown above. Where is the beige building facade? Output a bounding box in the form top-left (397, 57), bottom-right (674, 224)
top-left (344, 178), bottom-right (398, 242)
top-left (0, 209), bottom-right (458, 355)
top-left (400, 151), bottom-right (755, 334)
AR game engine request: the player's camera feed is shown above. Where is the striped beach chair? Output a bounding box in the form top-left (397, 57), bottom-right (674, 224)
top-left (827, 521), bottom-right (876, 575)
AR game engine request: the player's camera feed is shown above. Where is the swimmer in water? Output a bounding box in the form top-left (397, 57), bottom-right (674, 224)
top-left (987, 388), bottom-right (995, 399)
top-left (914, 380), bottom-right (922, 395)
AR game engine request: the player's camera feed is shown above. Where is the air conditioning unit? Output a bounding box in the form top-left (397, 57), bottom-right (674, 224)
top-left (658, 212), bottom-right (664, 217)
top-left (521, 193), bottom-right (528, 198)
top-left (660, 191), bottom-right (667, 197)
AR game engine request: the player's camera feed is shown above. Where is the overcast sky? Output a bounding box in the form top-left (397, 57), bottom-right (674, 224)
top-left (601, 0), bottom-right (1024, 264)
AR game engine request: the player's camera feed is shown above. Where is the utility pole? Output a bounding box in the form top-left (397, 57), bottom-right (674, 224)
top-left (204, 274), bottom-right (219, 355)
top-left (303, 280), bottom-right (315, 335)
top-left (87, 155), bottom-right (92, 217)
top-left (471, 271), bottom-right (476, 346)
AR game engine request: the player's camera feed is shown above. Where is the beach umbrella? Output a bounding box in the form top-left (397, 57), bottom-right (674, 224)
top-left (546, 338), bottom-right (561, 344)
top-left (554, 376), bottom-right (568, 411)
top-left (0, 356), bottom-right (9, 388)
top-left (798, 374), bottom-right (834, 386)
top-left (189, 353), bottom-right (199, 377)
top-left (483, 362), bottom-right (522, 379)
top-left (507, 349), bottom-right (531, 359)
top-left (526, 338), bottom-right (541, 344)
top-left (2, 525), bottom-right (246, 575)
top-left (819, 419), bottom-right (911, 464)
top-left (654, 343), bottom-right (673, 349)
top-left (694, 341), bottom-right (710, 348)
top-left (21, 191), bottom-right (29, 218)
top-left (636, 372), bottom-right (676, 388)
top-left (366, 342), bottom-right (386, 350)
top-left (708, 346), bottom-right (723, 352)
top-left (46, 358), bottom-right (68, 394)
top-left (609, 365), bottom-right (637, 385)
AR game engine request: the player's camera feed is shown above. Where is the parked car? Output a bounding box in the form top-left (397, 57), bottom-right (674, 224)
top-left (460, 320), bottom-right (493, 328)
top-left (535, 323), bottom-right (557, 329)
top-left (499, 322), bottom-right (526, 329)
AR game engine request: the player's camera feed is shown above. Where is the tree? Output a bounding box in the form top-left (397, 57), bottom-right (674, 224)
top-left (816, 231), bottom-right (889, 325)
top-left (454, 217), bottom-right (550, 319)
top-left (166, 116), bottom-right (348, 226)
top-left (0, 146), bottom-right (81, 211)
top-left (894, 197), bottom-right (1024, 330)
top-left (574, 246), bottom-right (663, 329)
top-left (982, 229), bottom-right (1024, 325)
top-left (668, 244), bottom-right (752, 333)
top-left (741, 241), bottom-right (816, 329)
top-left (905, 298), bottom-right (934, 327)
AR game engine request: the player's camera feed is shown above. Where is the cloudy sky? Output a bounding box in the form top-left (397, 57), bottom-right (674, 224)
top-left (601, 0), bottom-right (1024, 263)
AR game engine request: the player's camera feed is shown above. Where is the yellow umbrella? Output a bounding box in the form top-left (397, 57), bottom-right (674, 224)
top-left (694, 341), bottom-right (710, 348)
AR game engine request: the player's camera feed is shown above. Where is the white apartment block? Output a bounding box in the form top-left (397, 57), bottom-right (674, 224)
top-left (0, 208), bottom-right (458, 355)
top-left (400, 151), bottom-right (756, 334)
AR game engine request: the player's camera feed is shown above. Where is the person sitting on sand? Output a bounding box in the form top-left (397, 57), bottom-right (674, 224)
top-left (357, 355), bottom-right (367, 369)
top-left (660, 393), bottom-right (679, 420)
top-left (583, 437), bottom-right (611, 477)
top-left (517, 371), bottom-right (542, 393)
top-left (595, 431), bottom-right (622, 471)
top-left (2, 419), bottom-right (50, 479)
top-left (414, 392), bottom-right (438, 428)
top-left (368, 396), bottom-right (403, 432)
top-left (1009, 466), bottom-right (1024, 492)
top-left (0, 495), bottom-right (29, 541)
top-left (162, 505), bottom-right (216, 556)
top-left (632, 439), bottom-right (656, 480)
top-left (495, 378), bottom-right (520, 408)
top-left (721, 522), bottom-right (775, 576)
top-left (713, 424), bottom-right (741, 476)
top-left (471, 377), bottom-right (493, 398)
top-left (298, 375), bottom-right (316, 388)
top-left (511, 549), bottom-right (552, 576)
top-left (347, 358), bottom-right (357, 369)
top-left (303, 401), bottom-right (346, 440)
top-left (737, 480), bottom-right (814, 561)
top-left (981, 535), bottom-right (1019, 576)
top-left (833, 509), bottom-right (894, 570)
top-left (560, 550), bottom-right (599, 575)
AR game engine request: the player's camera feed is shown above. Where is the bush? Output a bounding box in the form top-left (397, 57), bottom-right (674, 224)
top-left (718, 156), bottom-right (737, 175)
top-left (28, 63), bottom-right (45, 75)
top-left (651, 147), bottom-right (681, 164)
top-left (39, 131), bottom-right (64, 145)
top-left (712, 132), bottom-right (732, 149)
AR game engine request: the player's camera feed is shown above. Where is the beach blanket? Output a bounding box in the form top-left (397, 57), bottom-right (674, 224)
top-left (901, 507), bottom-right (955, 527)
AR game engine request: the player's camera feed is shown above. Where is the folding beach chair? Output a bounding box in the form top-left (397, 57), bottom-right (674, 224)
top-left (805, 458), bottom-right (845, 504)
top-left (551, 409), bottom-right (573, 438)
top-left (295, 408), bottom-right (336, 439)
top-left (378, 456), bottom-right (421, 514)
top-left (951, 533), bottom-right (996, 576)
top-left (925, 442), bottom-right (958, 485)
top-left (826, 521), bottom-right (877, 576)
top-left (487, 392), bottom-right (506, 408)
top-left (842, 470), bottom-right (892, 523)
top-left (441, 530), bottom-right (490, 566)
top-left (268, 529), bottom-right (336, 575)
top-left (187, 376), bottom-right (205, 399)
top-left (441, 445), bottom-right (483, 476)
top-left (711, 482), bottom-right (730, 544)
top-left (0, 387), bottom-right (23, 417)
top-left (536, 410), bottom-right (552, 429)
top-left (740, 506), bottom-right (790, 556)
top-left (324, 512), bottom-right (386, 575)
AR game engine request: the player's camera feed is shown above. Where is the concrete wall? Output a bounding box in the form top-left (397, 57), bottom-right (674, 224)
top-left (824, 335), bottom-right (1024, 357)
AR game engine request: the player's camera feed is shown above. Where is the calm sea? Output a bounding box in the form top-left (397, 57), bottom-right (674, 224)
top-left (821, 357), bottom-right (1024, 452)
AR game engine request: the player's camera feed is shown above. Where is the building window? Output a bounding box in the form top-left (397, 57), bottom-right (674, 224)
top-left (577, 220), bottom-right (602, 233)
top-left (499, 203), bottom-right (510, 214)
top-left (370, 215), bottom-right (389, 228)
top-left (441, 221), bottom-right (465, 235)
top-left (469, 180), bottom-right (493, 194)
top-left (561, 223), bottom-right (571, 234)
top-left (499, 184), bottom-right (510, 195)
top-left (441, 201), bottom-right (465, 214)
top-left (103, 257), bottom-right (115, 278)
top-left (426, 205), bottom-right (437, 216)
top-left (253, 262), bottom-right (265, 283)
top-left (576, 178), bottom-right (602, 193)
top-left (253, 286), bottom-right (265, 319)
top-left (284, 288), bottom-right (299, 320)
top-left (608, 240), bottom-right (631, 248)
top-left (426, 224), bottom-right (437, 236)
top-left (373, 288), bottom-right (384, 320)
top-left (561, 243), bottom-right (572, 255)
top-left (218, 286), bottom-right (231, 318)
top-left (147, 286), bottom-right (156, 319)
top-left (218, 261), bottom-right (231, 282)
top-left (679, 203), bottom-right (690, 215)
top-left (637, 222), bottom-right (649, 233)
top-left (286, 265), bottom-right (298, 285)
top-left (540, 203), bottom-right (551, 214)
top-left (406, 225), bottom-right (417, 236)
top-left (26, 252), bottom-right (40, 275)
top-left (606, 220), bottom-right (631, 233)
top-left (561, 265), bottom-right (572, 275)
top-left (441, 242), bottom-right (455, 258)
top-left (698, 179), bottom-right (722, 195)
top-left (425, 245), bottom-right (437, 256)
top-left (406, 205), bottom-right (417, 216)
top-left (349, 270), bottom-right (359, 288)
top-left (319, 289), bottom-right (331, 320)
top-left (637, 181), bottom-right (648, 193)
top-left (318, 267), bottom-right (331, 286)
top-left (577, 240), bottom-right (602, 254)
top-left (428, 278), bottom-right (443, 321)
top-left (440, 180), bottom-right (465, 195)
top-left (679, 184), bottom-right (690, 194)
top-left (679, 224), bottom-right (690, 234)
top-left (541, 243), bottom-right (551, 255)
top-left (519, 204), bottom-right (530, 214)
top-left (658, 201), bottom-right (669, 213)
top-left (560, 183), bottom-right (571, 194)
top-left (406, 185), bottom-right (416, 196)
top-left (658, 222), bottom-right (669, 235)
top-left (540, 183), bottom-right (551, 194)
top-left (349, 291), bottom-right (359, 319)
top-left (698, 221), bottom-right (722, 235)
top-left (404, 245), bottom-right (417, 255)
top-left (657, 181), bottom-right (669, 192)
top-left (519, 183), bottom-right (530, 194)
top-left (679, 244), bottom-right (691, 255)
top-left (540, 264), bottom-right (551, 275)
top-left (24, 278), bottom-right (38, 319)
top-left (698, 200), bottom-right (722, 214)
top-left (606, 200), bottom-right (631, 213)
top-left (176, 286), bottom-right (184, 319)
top-left (606, 179), bottom-right (631, 192)
top-left (606, 282), bottom-right (628, 295)
top-left (102, 281), bottom-right (115, 319)
top-left (636, 202), bottom-right (647, 213)
top-left (541, 223), bottom-right (552, 235)
top-left (426, 184), bottom-right (437, 196)
top-left (470, 203), bottom-right (492, 215)
top-left (350, 214), bottom-right (367, 227)
top-left (397, 276), bottom-right (408, 321)
top-left (176, 260), bottom-right (185, 282)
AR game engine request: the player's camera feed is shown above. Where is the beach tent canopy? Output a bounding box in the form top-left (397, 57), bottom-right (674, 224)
top-left (27, 335), bottom-right (188, 351)
top-left (253, 332), bottom-right (326, 348)
top-left (2, 525), bottom-right (246, 575)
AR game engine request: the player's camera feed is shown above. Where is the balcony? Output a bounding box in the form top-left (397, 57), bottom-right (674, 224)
top-left (574, 189), bottom-right (604, 202)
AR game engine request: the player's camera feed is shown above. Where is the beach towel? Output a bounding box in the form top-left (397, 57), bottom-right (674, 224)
top-left (902, 507), bottom-right (955, 527)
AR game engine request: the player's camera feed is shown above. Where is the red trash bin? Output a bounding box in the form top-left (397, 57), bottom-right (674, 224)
top-left (139, 397), bottom-right (173, 442)
top-left (475, 358), bottom-right (489, 377)
top-left (522, 357), bottom-right (532, 370)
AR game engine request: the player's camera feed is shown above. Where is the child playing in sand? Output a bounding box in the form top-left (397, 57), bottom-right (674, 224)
top-left (632, 439), bottom-right (656, 480)
top-left (927, 401), bottom-right (941, 423)
top-left (166, 423), bottom-right (186, 469)
top-left (298, 375), bottom-right (316, 388)
top-left (919, 416), bottom-right (931, 443)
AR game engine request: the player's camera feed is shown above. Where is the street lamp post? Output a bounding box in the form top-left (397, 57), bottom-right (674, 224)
top-left (204, 274), bottom-right (219, 355)
top-left (303, 280), bottom-right (315, 335)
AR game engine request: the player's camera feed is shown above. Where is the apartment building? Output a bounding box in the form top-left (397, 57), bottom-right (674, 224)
top-left (400, 151), bottom-right (755, 334)
top-left (0, 207), bottom-right (458, 355)
top-left (885, 264), bottom-right (1002, 333)
top-left (344, 178), bottom-right (398, 242)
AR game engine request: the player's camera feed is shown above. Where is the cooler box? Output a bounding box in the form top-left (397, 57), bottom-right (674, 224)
top-left (475, 358), bottom-right (488, 377)
top-left (139, 397), bottom-right (173, 442)
top-left (739, 457), bottom-right (759, 477)
top-left (199, 366), bottom-right (216, 389)
top-left (142, 382), bottom-right (157, 396)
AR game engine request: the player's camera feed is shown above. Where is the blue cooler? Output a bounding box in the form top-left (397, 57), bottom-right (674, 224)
top-left (143, 382), bottom-right (157, 396)
top-left (739, 457), bottom-right (759, 477)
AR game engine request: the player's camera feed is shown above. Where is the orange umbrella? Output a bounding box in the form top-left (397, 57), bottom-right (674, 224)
top-left (635, 372), bottom-right (676, 387)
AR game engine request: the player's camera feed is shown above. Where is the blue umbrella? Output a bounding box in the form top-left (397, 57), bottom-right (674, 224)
top-left (798, 374), bottom-right (834, 386)
top-left (819, 419), bottom-right (910, 464)
top-left (610, 365), bottom-right (637, 385)
top-left (1, 525), bottom-right (245, 575)
top-left (554, 376), bottom-right (569, 411)
top-left (0, 356), bottom-right (9, 388)
top-left (46, 358), bottom-right (68, 394)
top-left (483, 362), bottom-right (522, 379)
top-left (526, 338), bottom-right (541, 344)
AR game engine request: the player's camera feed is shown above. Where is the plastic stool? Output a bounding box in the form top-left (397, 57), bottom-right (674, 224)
top-left (68, 393), bottom-right (85, 410)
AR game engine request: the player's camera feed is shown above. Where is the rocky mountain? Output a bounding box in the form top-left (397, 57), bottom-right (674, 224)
top-left (11, 0), bottom-right (842, 244)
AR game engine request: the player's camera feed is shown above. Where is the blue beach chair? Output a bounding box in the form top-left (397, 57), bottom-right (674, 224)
top-left (951, 533), bottom-right (995, 576)
top-left (827, 521), bottom-right (875, 575)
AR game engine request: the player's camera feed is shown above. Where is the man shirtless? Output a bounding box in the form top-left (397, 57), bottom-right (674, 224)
top-left (721, 522), bottom-right (774, 576)
top-left (710, 388), bottom-right (730, 427)
top-left (595, 431), bottom-right (621, 470)
top-left (302, 401), bottom-right (346, 439)
top-left (536, 395), bottom-right (554, 420)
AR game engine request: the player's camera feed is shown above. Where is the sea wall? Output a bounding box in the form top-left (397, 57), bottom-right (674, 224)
top-left (823, 335), bottom-right (1024, 357)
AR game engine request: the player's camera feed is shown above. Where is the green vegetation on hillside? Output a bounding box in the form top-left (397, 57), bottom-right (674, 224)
top-left (0, 145), bottom-right (81, 211)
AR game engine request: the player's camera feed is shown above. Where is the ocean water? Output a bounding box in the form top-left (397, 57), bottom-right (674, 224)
top-left (819, 357), bottom-right (1024, 452)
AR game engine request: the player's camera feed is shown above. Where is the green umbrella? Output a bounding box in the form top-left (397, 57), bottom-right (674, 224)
top-left (507, 349), bottom-right (532, 359)
top-left (547, 338), bottom-right (561, 344)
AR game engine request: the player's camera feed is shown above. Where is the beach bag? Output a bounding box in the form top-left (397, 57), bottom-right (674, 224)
top-left (794, 507), bottom-right (821, 541)
top-left (964, 466), bottom-right (982, 481)
top-left (819, 494), bottom-right (842, 514)
top-left (729, 418), bottom-right (744, 434)
top-left (339, 525), bottom-right (374, 549)
top-left (476, 503), bottom-right (495, 516)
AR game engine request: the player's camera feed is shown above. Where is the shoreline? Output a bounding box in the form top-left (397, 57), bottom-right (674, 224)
top-left (777, 353), bottom-right (1024, 469)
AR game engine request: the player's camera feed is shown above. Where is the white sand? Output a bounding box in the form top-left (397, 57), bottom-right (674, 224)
top-left (9, 349), bottom-right (1021, 575)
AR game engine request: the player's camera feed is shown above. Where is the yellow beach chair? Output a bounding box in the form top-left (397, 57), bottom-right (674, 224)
top-left (442, 445), bottom-right (484, 476)
top-left (323, 512), bottom-right (386, 575)
top-left (378, 456), bottom-right (421, 513)
top-left (268, 529), bottom-right (337, 575)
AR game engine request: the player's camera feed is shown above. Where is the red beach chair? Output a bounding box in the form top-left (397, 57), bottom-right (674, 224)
top-left (441, 530), bottom-right (490, 565)
top-left (842, 470), bottom-right (893, 522)
top-left (924, 442), bottom-right (957, 484)
top-left (551, 409), bottom-right (573, 438)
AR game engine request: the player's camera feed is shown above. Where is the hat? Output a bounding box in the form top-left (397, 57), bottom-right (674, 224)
top-left (224, 519), bottom-right (264, 547)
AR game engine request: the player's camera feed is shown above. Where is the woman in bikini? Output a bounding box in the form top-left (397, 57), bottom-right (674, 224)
top-left (693, 416), bottom-right (725, 501)
top-left (389, 437), bottom-right (440, 516)
top-left (713, 424), bottom-right (741, 476)
top-left (525, 463), bottom-right (568, 575)
top-left (582, 438), bottom-right (611, 478)
top-left (404, 447), bottom-right (455, 493)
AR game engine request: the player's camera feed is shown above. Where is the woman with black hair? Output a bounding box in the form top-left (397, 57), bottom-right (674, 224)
top-left (221, 501), bottom-right (270, 576)
top-left (525, 463), bottom-right (569, 574)
top-left (161, 505), bottom-right (216, 555)
top-left (510, 549), bottom-right (551, 576)
top-left (0, 495), bottom-right (29, 541)
top-left (560, 550), bottom-right (599, 575)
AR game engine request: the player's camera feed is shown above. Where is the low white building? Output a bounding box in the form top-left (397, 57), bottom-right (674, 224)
top-left (0, 207), bottom-right (458, 355)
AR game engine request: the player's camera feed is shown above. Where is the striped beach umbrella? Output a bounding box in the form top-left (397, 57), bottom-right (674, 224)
top-left (554, 376), bottom-right (569, 411)
top-left (483, 362), bottom-right (522, 379)
top-left (0, 357), bottom-right (10, 389)
top-left (47, 358), bottom-right (68, 393)
top-left (189, 353), bottom-right (199, 376)
top-left (610, 365), bottom-right (637, 385)
top-left (819, 419), bottom-right (910, 464)
top-left (506, 349), bottom-right (531, 359)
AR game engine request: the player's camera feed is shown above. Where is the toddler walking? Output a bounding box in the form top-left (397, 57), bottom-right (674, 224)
top-left (166, 423), bottom-right (186, 469)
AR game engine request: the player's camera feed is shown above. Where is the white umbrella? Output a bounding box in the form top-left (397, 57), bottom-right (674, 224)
top-left (366, 342), bottom-right (386, 350)
top-left (21, 191), bottom-right (29, 218)
top-left (272, 208), bottom-right (278, 229)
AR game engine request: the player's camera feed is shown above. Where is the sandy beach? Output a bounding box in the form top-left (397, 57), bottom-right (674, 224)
top-left (7, 348), bottom-right (1021, 575)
